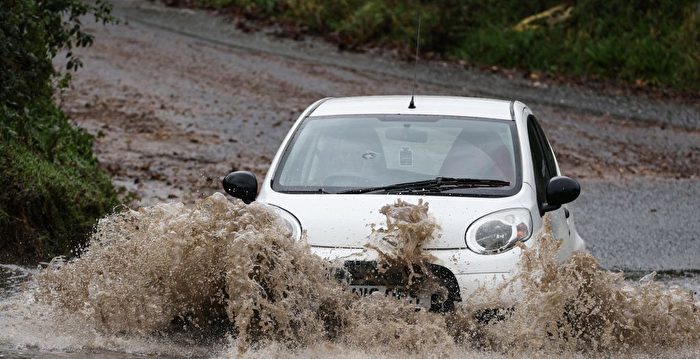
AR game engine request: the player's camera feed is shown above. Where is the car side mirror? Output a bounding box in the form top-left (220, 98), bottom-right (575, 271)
top-left (222, 171), bottom-right (258, 204)
top-left (543, 176), bottom-right (580, 212)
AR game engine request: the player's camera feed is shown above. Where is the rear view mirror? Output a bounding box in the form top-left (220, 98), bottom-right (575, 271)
top-left (385, 127), bottom-right (428, 143)
top-left (543, 176), bottom-right (580, 212)
top-left (222, 171), bottom-right (258, 204)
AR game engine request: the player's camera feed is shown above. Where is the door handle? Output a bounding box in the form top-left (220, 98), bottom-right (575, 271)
top-left (564, 208), bottom-right (570, 218)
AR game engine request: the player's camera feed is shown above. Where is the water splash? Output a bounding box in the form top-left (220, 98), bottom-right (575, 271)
top-left (462, 227), bottom-right (700, 353)
top-left (34, 193), bottom-right (356, 352)
top-left (1, 194), bottom-right (698, 358)
top-left (367, 199), bottom-right (439, 267)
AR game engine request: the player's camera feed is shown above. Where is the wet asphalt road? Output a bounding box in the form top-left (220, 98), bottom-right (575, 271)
top-left (55, 0), bottom-right (699, 274)
top-left (573, 178), bottom-right (699, 271)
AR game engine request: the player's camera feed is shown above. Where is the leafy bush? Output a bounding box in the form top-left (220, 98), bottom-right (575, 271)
top-left (182, 0), bottom-right (700, 91)
top-left (0, 0), bottom-right (117, 263)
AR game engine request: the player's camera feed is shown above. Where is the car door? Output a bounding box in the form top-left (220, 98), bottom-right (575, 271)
top-left (526, 115), bottom-right (572, 248)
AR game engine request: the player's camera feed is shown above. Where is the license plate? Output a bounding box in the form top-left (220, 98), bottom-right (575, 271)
top-left (350, 285), bottom-right (432, 308)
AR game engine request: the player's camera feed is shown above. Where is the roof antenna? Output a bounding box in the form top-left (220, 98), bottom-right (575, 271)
top-left (408, 15), bottom-right (421, 109)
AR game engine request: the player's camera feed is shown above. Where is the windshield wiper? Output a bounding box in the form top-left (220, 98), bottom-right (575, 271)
top-left (337, 177), bottom-right (510, 194)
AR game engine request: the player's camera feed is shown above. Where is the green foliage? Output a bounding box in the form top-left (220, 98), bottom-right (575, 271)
top-left (186, 0), bottom-right (700, 91)
top-left (0, 103), bottom-right (118, 262)
top-left (0, 0), bottom-right (117, 263)
top-left (453, 0), bottom-right (700, 90)
top-left (1, 0), bottom-right (114, 108)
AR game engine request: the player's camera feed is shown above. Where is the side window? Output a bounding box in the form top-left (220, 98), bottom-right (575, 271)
top-left (527, 117), bottom-right (548, 211)
top-left (528, 115), bottom-right (561, 213)
top-left (532, 117), bottom-right (558, 177)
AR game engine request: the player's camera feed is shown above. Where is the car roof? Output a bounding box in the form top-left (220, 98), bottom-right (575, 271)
top-left (308, 95), bottom-right (513, 120)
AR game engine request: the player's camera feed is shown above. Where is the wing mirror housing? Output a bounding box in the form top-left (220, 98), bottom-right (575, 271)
top-left (222, 171), bottom-right (258, 204)
top-left (542, 176), bottom-right (580, 212)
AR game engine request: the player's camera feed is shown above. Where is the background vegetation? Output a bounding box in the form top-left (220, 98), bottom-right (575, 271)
top-left (1, 0), bottom-right (117, 263)
top-left (179, 0), bottom-right (700, 92)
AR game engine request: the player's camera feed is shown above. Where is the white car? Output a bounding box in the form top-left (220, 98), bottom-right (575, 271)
top-left (223, 95), bottom-right (585, 310)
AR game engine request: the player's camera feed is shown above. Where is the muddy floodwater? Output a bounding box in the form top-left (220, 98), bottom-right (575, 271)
top-left (1, 195), bottom-right (699, 359)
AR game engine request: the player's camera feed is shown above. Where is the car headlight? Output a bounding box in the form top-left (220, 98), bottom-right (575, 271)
top-left (268, 205), bottom-right (302, 241)
top-left (465, 208), bottom-right (532, 254)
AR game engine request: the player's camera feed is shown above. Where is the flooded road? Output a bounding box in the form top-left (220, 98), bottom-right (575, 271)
top-left (1, 197), bottom-right (699, 358)
top-left (2, 0), bottom-right (699, 357)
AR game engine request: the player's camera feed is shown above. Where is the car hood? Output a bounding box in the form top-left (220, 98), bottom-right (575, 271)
top-left (265, 192), bottom-right (530, 249)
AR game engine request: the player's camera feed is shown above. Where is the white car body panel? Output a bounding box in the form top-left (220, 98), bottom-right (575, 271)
top-left (309, 95), bottom-right (513, 120)
top-left (253, 95), bottom-right (585, 305)
top-left (261, 191), bottom-right (533, 250)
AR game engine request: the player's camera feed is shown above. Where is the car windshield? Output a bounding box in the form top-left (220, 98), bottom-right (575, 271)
top-left (272, 115), bottom-right (521, 196)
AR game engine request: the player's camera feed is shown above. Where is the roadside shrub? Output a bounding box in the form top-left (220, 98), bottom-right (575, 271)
top-left (0, 0), bottom-right (117, 263)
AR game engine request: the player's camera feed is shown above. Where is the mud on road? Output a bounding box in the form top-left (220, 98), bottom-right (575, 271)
top-left (55, 0), bottom-right (699, 271)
